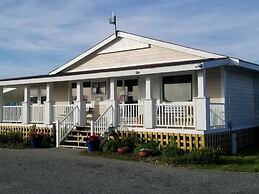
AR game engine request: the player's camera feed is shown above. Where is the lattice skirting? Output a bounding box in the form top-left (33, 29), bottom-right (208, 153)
top-left (115, 127), bottom-right (259, 152)
top-left (0, 125), bottom-right (54, 139)
top-left (114, 131), bottom-right (205, 151)
top-left (205, 127), bottom-right (258, 152)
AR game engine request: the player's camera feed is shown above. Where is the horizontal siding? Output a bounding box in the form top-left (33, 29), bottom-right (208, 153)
top-left (227, 69), bottom-right (256, 129)
top-left (65, 44), bottom-right (203, 73)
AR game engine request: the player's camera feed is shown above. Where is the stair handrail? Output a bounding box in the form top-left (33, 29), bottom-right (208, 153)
top-left (56, 105), bottom-right (79, 147)
top-left (93, 105), bottom-right (114, 136)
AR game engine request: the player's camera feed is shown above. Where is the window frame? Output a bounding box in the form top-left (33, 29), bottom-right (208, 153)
top-left (162, 74), bottom-right (193, 102)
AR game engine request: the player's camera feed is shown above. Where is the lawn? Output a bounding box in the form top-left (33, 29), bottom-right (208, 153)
top-left (203, 146), bottom-right (259, 172)
top-left (83, 146), bottom-right (259, 172)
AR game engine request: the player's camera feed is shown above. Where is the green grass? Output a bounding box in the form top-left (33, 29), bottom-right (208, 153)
top-left (82, 146), bottom-right (259, 172)
top-left (202, 146), bottom-right (259, 172)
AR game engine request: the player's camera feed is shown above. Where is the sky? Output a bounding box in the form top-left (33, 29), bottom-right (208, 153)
top-left (0, 0), bottom-right (259, 79)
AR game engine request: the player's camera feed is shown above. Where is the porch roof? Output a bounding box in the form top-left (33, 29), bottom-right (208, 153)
top-left (0, 58), bottom-right (226, 87)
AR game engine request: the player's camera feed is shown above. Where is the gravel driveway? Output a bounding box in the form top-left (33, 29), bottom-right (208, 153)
top-left (0, 148), bottom-right (259, 194)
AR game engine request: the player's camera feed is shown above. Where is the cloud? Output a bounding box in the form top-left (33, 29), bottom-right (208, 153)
top-left (0, 0), bottom-right (258, 78)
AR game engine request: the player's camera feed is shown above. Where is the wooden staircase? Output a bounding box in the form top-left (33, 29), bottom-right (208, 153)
top-left (59, 125), bottom-right (91, 149)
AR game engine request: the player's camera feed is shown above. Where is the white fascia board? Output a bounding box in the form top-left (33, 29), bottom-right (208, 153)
top-left (49, 34), bottom-right (117, 75)
top-left (230, 58), bottom-right (259, 72)
top-left (0, 63), bottom-right (202, 87)
top-left (118, 31), bottom-right (226, 59)
top-left (202, 58), bottom-right (231, 69)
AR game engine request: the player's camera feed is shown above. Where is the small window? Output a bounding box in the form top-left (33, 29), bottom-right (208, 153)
top-left (162, 75), bottom-right (192, 102)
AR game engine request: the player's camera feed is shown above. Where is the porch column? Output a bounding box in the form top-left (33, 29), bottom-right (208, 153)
top-left (44, 83), bottom-right (53, 125)
top-left (108, 78), bottom-right (118, 127)
top-left (194, 69), bottom-right (210, 130)
top-left (0, 87), bottom-right (3, 123)
top-left (74, 81), bottom-right (86, 126)
top-left (22, 85), bottom-right (31, 124)
top-left (143, 76), bottom-right (156, 129)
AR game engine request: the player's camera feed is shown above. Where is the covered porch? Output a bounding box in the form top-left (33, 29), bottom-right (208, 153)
top-left (0, 66), bottom-right (226, 135)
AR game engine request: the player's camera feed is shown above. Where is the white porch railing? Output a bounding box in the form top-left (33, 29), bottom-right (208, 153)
top-left (3, 105), bottom-right (22, 123)
top-left (56, 105), bottom-right (79, 147)
top-left (30, 104), bottom-right (44, 123)
top-left (53, 105), bottom-right (74, 121)
top-left (93, 105), bottom-right (114, 136)
top-left (210, 103), bottom-right (225, 128)
top-left (118, 103), bottom-right (144, 127)
top-left (156, 102), bottom-right (195, 128)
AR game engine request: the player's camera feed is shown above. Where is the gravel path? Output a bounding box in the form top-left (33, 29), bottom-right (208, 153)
top-left (0, 148), bottom-right (259, 194)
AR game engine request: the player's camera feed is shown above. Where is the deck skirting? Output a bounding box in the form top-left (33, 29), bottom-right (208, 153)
top-left (0, 124), bottom-right (54, 139)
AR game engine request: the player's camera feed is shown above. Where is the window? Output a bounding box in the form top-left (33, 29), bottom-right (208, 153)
top-left (162, 75), bottom-right (192, 102)
top-left (117, 79), bottom-right (139, 104)
top-left (92, 82), bottom-right (106, 95)
top-left (83, 82), bottom-right (91, 103)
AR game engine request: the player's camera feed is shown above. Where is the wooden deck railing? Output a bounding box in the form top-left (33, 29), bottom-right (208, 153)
top-left (210, 103), bottom-right (225, 128)
top-left (156, 102), bottom-right (195, 128)
top-left (3, 105), bottom-right (22, 123)
top-left (53, 105), bottom-right (74, 121)
top-left (30, 105), bottom-right (45, 123)
top-left (118, 103), bottom-right (144, 127)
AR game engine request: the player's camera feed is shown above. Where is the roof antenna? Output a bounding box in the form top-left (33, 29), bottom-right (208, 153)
top-left (109, 12), bottom-right (118, 37)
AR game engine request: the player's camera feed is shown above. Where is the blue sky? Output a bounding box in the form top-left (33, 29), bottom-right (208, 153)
top-left (0, 0), bottom-right (259, 78)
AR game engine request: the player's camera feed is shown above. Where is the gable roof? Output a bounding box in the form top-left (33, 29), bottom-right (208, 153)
top-left (49, 31), bottom-right (226, 75)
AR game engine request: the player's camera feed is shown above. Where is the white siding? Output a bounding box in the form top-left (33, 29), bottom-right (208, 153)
top-left (226, 68), bottom-right (256, 129)
top-left (64, 40), bottom-right (203, 74)
top-left (254, 77), bottom-right (259, 118)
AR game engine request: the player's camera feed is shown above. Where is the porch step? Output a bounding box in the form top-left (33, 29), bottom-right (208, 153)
top-left (63, 140), bottom-right (87, 144)
top-left (59, 145), bottom-right (87, 149)
top-left (60, 125), bottom-right (91, 149)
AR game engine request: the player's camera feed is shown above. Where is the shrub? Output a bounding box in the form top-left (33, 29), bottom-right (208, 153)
top-left (120, 136), bottom-right (142, 152)
top-left (0, 132), bottom-right (23, 144)
top-left (187, 148), bottom-right (221, 164)
top-left (102, 138), bottom-right (121, 153)
top-left (41, 135), bottom-right (52, 148)
top-left (134, 141), bottom-right (160, 156)
top-left (162, 143), bottom-right (185, 158)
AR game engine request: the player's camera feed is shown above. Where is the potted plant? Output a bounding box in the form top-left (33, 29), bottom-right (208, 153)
top-left (138, 148), bottom-right (152, 158)
top-left (29, 129), bottom-right (39, 148)
top-left (87, 134), bottom-right (100, 152)
top-left (117, 136), bottom-right (141, 154)
top-left (134, 141), bottom-right (160, 158)
top-left (117, 146), bottom-right (129, 154)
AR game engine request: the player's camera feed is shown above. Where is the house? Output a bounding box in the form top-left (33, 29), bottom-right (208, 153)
top-left (0, 31), bottom-right (258, 152)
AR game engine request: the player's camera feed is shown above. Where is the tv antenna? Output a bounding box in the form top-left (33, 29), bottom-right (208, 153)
top-left (109, 12), bottom-right (118, 36)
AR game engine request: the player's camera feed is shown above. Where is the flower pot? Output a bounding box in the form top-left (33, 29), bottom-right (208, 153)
top-left (117, 147), bottom-right (129, 154)
top-left (139, 149), bottom-right (151, 158)
top-left (30, 137), bottom-right (39, 148)
top-left (87, 140), bottom-right (100, 152)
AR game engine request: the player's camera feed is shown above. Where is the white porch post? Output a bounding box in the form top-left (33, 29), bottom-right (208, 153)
top-left (74, 81), bottom-right (86, 126)
top-left (194, 69), bottom-right (210, 130)
top-left (0, 87), bottom-right (3, 123)
top-left (44, 83), bottom-right (53, 125)
top-left (143, 76), bottom-right (156, 129)
top-left (22, 85), bottom-right (31, 124)
top-left (108, 78), bottom-right (118, 127)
